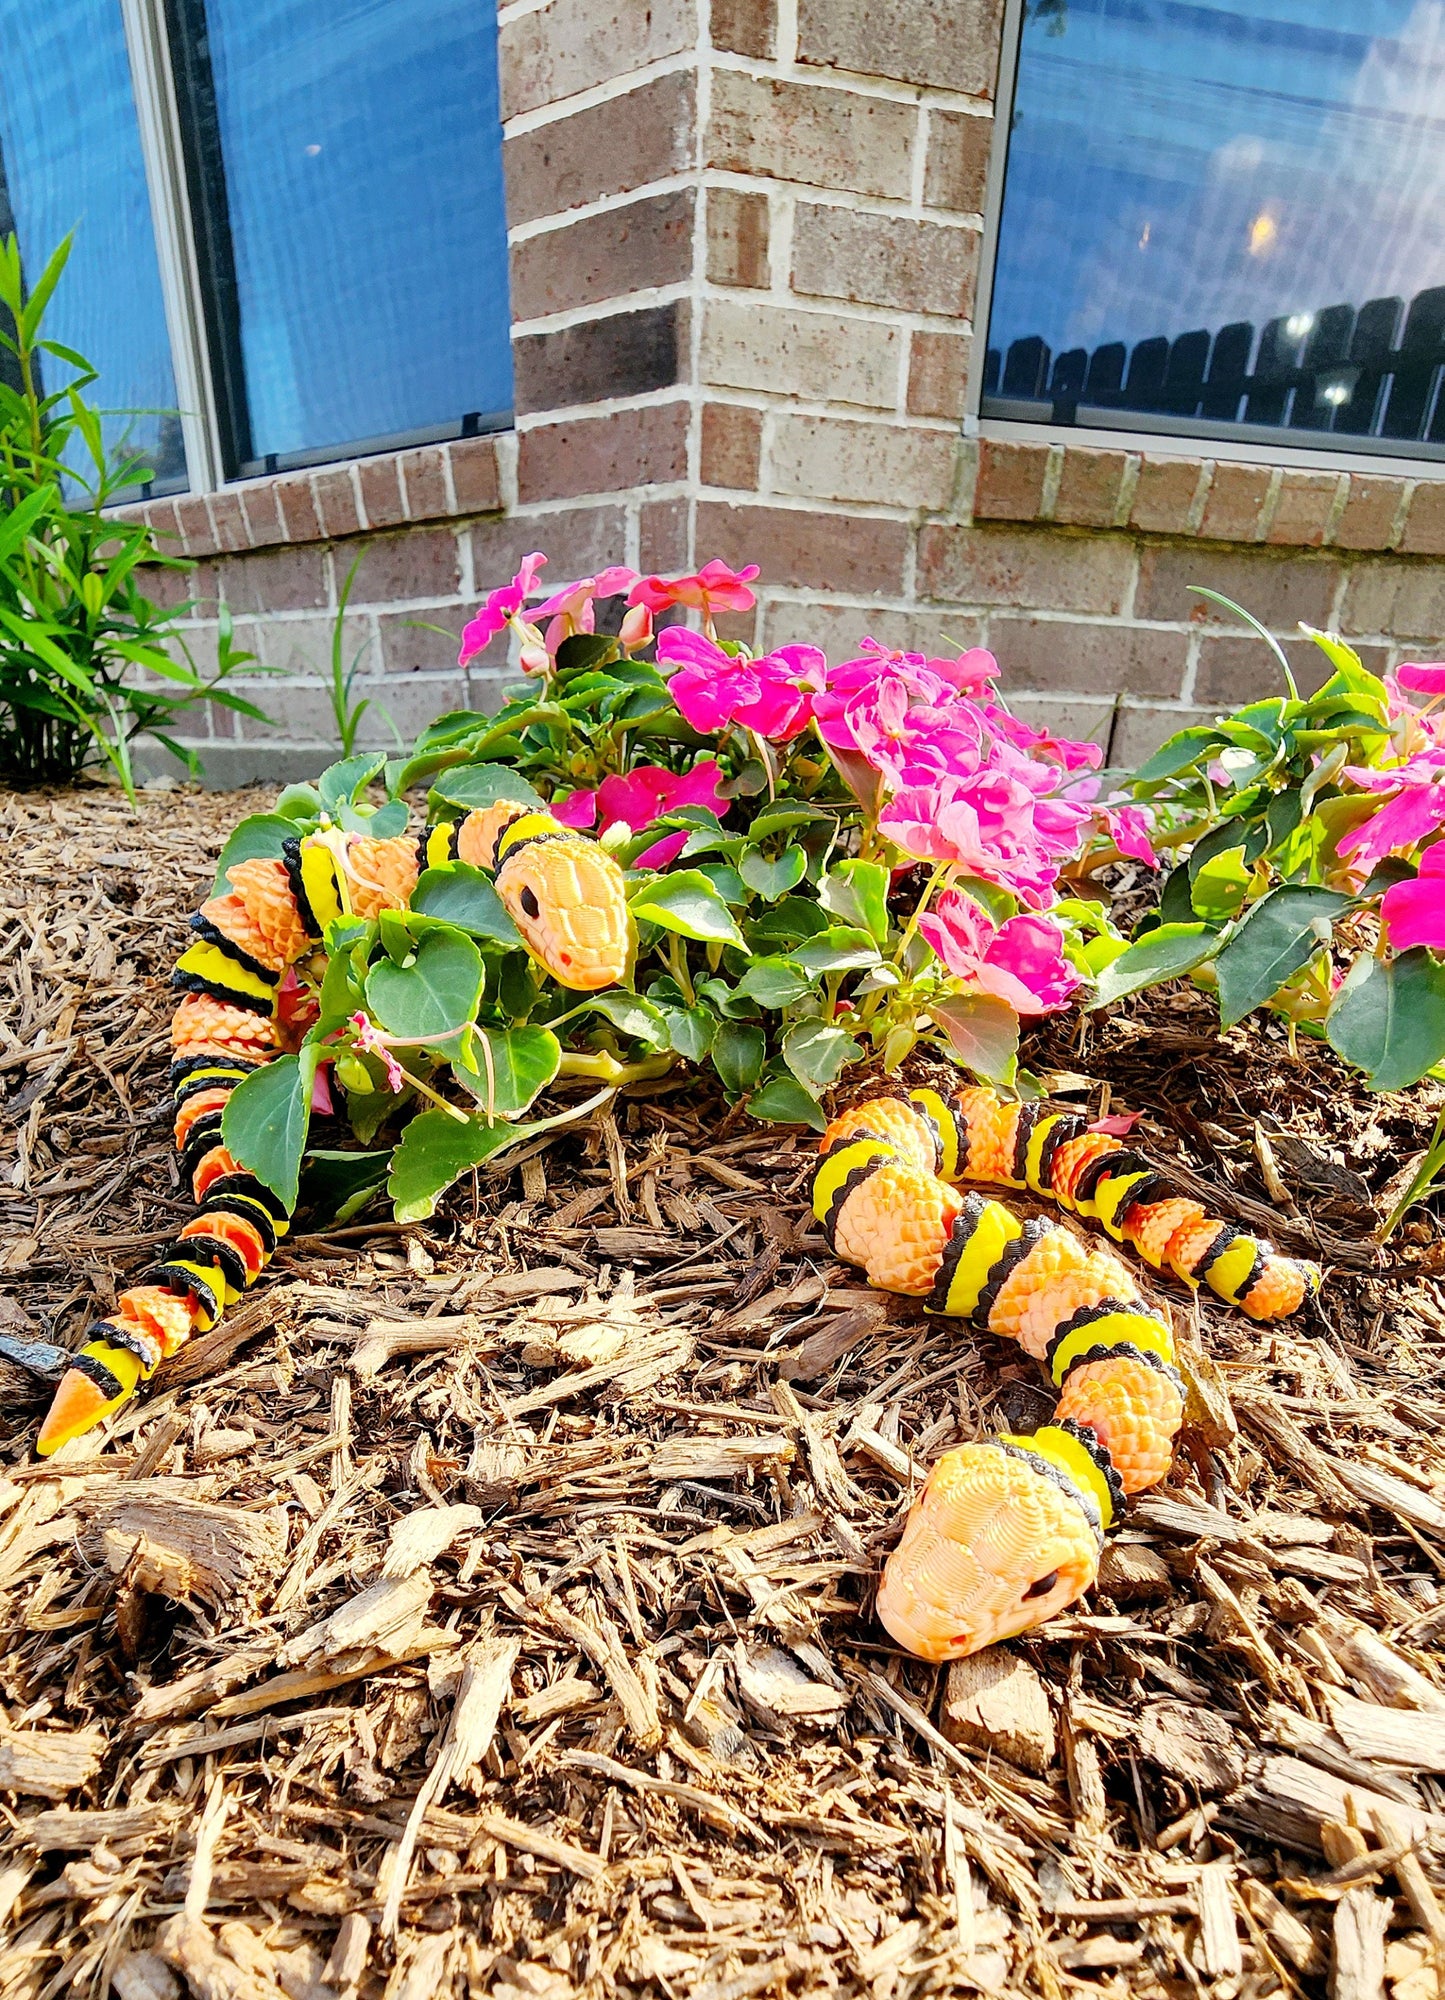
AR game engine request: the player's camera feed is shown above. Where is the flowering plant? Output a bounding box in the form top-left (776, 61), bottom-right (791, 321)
top-left (1104, 589), bottom-right (1445, 1092)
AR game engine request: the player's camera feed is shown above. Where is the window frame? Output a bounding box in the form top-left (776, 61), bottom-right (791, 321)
top-left (966, 0), bottom-right (1445, 478)
top-left (116, 0), bottom-right (513, 497)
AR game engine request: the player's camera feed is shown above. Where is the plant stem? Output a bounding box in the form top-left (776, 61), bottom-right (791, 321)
top-left (893, 860), bottom-right (953, 966)
top-left (394, 1064), bottom-right (472, 1123)
top-left (555, 1050), bottom-right (675, 1085)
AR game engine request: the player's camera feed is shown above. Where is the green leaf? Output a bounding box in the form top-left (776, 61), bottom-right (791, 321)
top-left (318, 752), bottom-right (387, 809)
top-left (1089, 923), bottom-right (1220, 1007)
top-left (748, 1071), bottom-right (827, 1132)
top-left (210, 813), bottom-right (299, 895)
top-left (818, 860), bottom-right (890, 945)
top-left (298, 1149), bottom-right (393, 1224)
top-left (739, 845), bottom-right (807, 899)
top-left (793, 926), bottom-right (880, 975)
top-left (460, 1026), bottom-right (562, 1116)
top-left (748, 804), bottom-right (832, 839)
top-left (782, 1018), bottom-right (861, 1092)
top-left (577, 991), bottom-right (669, 1048)
top-left (661, 1003), bottom-right (716, 1062)
top-left (365, 931), bottom-right (485, 1040)
top-left (411, 863), bottom-right (523, 945)
top-left (427, 762), bottom-right (545, 815)
top-left (1214, 885), bottom-right (1352, 1029)
top-left (221, 1051), bottom-right (315, 1210)
top-left (745, 898), bottom-right (830, 948)
top-left (712, 1020), bottom-right (767, 1097)
top-left (928, 994), bottom-right (1020, 1086)
top-left (274, 782), bottom-right (321, 822)
top-left (388, 1108), bottom-right (539, 1223)
top-left (1190, 844), bottom-right (1252, 923)
top-left (628, 869), bottom-right (746, 947)
top-left (1131, 727), bottom-right (1222, 787)
top-left (695, 862), bottom-right (749, 906)
top-left (1327, 948), bottom-right (1445, 1092)
top-left (734, 957), bottom-right (814, 1008)
top-left (554, 632), bottom-right (617, 675)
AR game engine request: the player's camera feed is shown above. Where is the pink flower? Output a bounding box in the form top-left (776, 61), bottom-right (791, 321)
top-left (458, 552), bottom-right (546, 665)
top-left (1338, 754), bottom-right (1445, 867)
top-left (1397, 663), bottom-right (1445, 697)
top-left (311, 1063), bottom-right (335, 1116)
top-left (984, 705), bottom-right (1103, 773)
top-left (629, 559), bottom-right (760, 620)
top-left (348, 1012), bottom-right (405, 1094)
top-left (881, 761), bottom-right (1092, 907)
top-left (920, 893), bottom-right (1081, 1015)
top-left (1381, 842), bottom-right (1445, 951)
top-left (813, 643), bottom-right (968, 754)
top-left (553, 761), bottom-right (729, 868)
top-left (531, 565), bottom-right (640, 654)
top-left (658, 628), bottom-right (824, 742)
top-left (1105, 803), bottom-right (1158, 868)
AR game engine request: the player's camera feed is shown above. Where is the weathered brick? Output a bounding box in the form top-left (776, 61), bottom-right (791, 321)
top-left (518, 401), bottom-right (690, 503)
top-left (237, 483), bottom-right (286, 549)
top-left (312, 469), bottom-right (364, 540)
top-left (500, 0), bottom-right (693, 121)
top-left (1129, 456), bottom-right (1204, 536)
top-left (1112, 703), bottom-right (1216, 766)
top-left (1195, 634), bottom-right (1387, 706)
top-left (219, 546), bottom-right (329, 615)
top-left (1340, 561), bottom-right (1445, 641)
top-left (696, 500), bottom-right (910, 594)
top-left (358, 456), bottom-right (407, 531)
top-left (448, 437), bottom-right (503, 515)
top-left (706, 70), bottom-right (916, 201)
top-left (791, 207), bottom-right (978, 317)
top-left (503, 72), bottom-right (696, 228)
top-left (1008, 692), bottom-right (1118, 750)
top-left (1266, 470), bottom-right (1342, 549)
top-left (173, 495), bottom-right (217, 558)
top-left (397, 446), bottom-right (449, 523)
top-left (275, 474), bottom-right (322, 544)
top-left (1332, 475), bottom-right (1407, 552)
top-left (1198, 462), bottom-right (1273, 542)
top-left (701, 403), bottom-right (763, 489)
top-left (763, 600), bottom-right (987, 657)
top-left (1052, 447), bottom-right (1128, 529)
top-left (349, 528), bottom-right (462, 604)
top-left (468, 508), bottom-right (629, 638)
top-left (1401, 481), bottom-right (1445, 556)
top-left (641, 496), bottom-right (690, 573)
top-left (918, 523), bottom-right (1134, 615)
top-left (1134, 546), bottom-right (1339, 630)
top-left (145, 554), bottom-right (211, 614)
top-left (798, 0), bottom-right (1004, 97)
top-left (907, 331), bottom-right (971, 420)
top-left (711, 0), bottom-right (774, 56)
top-left (972, 438), bottom-right (1050, 522)
top-left (924, 109), bottom-right (993, 214)
top-left (511, 190), bottom-right (695, 322)
top-left (256, 613), bottom-right (374, 680)
top-left (700, 299), bottom-right (901, 409)
top-left (138, 498), bottom-right (183, 552)
top-left (378, 604), bottom-right (469, 674)
top-left (771, 414), bottom-right (958, 509)
top-left (514, 302), bottom-right (685, 414)
top-left (206, 492), bottom-right (250, 554)
top-left (706, 189), bottom-right (770, 290)
top-left (989, 615), bottom-right (1188, 699)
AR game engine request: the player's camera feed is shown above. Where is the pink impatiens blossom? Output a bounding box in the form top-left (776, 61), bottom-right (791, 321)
top-left (919, 892), bottom-right (1082, 1014)
top-left (348, 1012), bottom-right (406, 1094)
top-left (1397, 663), bottom-right (1445, 697)
top-left (458, 552), bottom-right (546, 665)
top-left (1337, 753), bottom-right (1445, 867)
top-left (531, 565), bottom-right (639, 654)
top-left (813, 642), bottom-right (990, 756)
top-left (1105, 802), bottom-right (1158, 868)
top-left (553, 761), bottom-right (729, 868)
top-left (1381, 842), bottom-right (1445, 952)
top-left (657, 628), bottom-right (824, 742)
top-left (629, 560), bottom-right (760, 622)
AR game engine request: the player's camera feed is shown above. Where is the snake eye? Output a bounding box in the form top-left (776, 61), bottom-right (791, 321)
top-left (1023, 1569), bottom-right (1060, 1600)
top-left (520, 887), bottom-right (540, 919)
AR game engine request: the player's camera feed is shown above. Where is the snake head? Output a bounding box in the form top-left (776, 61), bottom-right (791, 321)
top-left (876, 1442), bottom-right (1101, 1661)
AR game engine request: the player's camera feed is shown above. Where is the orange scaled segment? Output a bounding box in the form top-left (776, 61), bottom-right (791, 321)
top-left (1126, 1196), bottom-right (1207, 1270)
top-left (820, 1099), bottom-right (938, 1172)
top-left (348, 835), bottom-right (421, 919)
top-left (1240, 1258), bottom-right (1310, 1321)
top-left (1056, 1356), bottom-right (1183, 1495)
top-left (832, 1160), bottom-right (961, 1295)
top-left (224, 859), bottom-right (312, 966)
top-left (171, 994), bottom-right (275, 1062)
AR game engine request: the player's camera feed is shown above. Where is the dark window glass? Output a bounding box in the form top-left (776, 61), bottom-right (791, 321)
top-left (0, 1), bottom-right (186, 492)
top-left (985, 1), bottom-right (1445, 455)
top-left (167, 0), bottom-right (513, 476)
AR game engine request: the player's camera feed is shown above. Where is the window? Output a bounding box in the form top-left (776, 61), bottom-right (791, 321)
top-left (981, 0), bottom-right (1445, 459)
top-left (0, 0), bottom-right (513, 496)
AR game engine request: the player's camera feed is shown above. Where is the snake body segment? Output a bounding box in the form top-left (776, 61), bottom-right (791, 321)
top-left (37, 806), bottom-right (629, 1454)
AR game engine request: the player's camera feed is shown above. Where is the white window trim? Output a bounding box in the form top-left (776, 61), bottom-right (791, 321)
top-left (966, 0), bottom-right (1445, 480)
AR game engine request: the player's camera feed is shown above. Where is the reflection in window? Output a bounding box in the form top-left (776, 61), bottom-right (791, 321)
top-left (0, 1), bottom-right (186, 492)
top-left (985, 1), bottom-right (1445, 452)
top-left (167, 0), bottom-right (514, 476)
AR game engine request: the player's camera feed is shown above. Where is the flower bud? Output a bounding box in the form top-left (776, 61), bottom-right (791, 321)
top-left (519, 643), bottom-right (552, 677)
top-left (619, 603), bottom-right (653, 648)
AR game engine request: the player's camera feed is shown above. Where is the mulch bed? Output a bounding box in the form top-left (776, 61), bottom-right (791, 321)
top-left (3, 784), bottom-right (1445, 2000)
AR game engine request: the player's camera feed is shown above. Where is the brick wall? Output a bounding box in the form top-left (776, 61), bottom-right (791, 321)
top-left (120, 0), bottom-right (1445, 786)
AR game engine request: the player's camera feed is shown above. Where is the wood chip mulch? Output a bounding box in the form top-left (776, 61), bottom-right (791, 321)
top-left (4, 784), bottom-right (1445, 2000)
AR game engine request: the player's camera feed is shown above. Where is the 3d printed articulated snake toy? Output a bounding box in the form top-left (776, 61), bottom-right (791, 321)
top-left (35, 800), bottom-right (632, 1458)
top-left (810, 1087), bottom-right (1320, 1660)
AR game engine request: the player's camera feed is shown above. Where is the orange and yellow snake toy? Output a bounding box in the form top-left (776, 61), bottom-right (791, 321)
top-left (812, 1087), bottom-right (1319, 1661)
top-left (35, 801), bottom-right (631, 1456)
